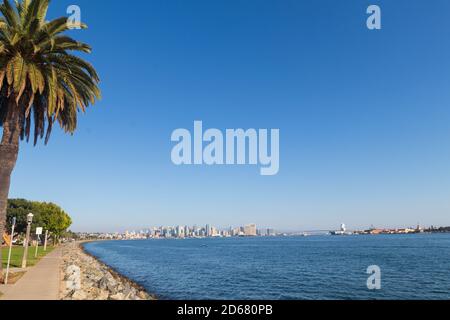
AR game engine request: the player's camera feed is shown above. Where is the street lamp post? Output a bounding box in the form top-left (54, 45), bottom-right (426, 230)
top-left (21, 213), bottom-right (34, 269)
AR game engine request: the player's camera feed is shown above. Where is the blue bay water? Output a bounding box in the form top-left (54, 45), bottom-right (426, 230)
top-left (83, 234), bottom-right (450, 300)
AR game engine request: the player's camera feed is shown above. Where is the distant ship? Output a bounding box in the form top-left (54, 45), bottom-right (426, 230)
top-left (330, 224), bottom-right (352, 236)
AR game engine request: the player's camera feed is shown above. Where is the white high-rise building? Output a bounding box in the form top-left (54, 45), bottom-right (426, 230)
top-left (244, 224), bottom-right (257, 236)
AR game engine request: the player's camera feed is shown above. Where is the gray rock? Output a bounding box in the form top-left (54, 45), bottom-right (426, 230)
top-left (95, 290), bottom-right (110, 300)
top-left (72, 290), bottom-right (88, 300)
top-left (138, 291), bottom-right (149, 299)
top-left (110, 292), bottom-right (125, 300)
top-left (98, 275), bottom-right (117, 291)
top-left (60, 243), bottom-right (153, 301)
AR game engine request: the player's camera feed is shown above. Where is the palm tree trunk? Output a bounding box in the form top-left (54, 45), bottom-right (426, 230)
top-left (0, 99), bottom-right (20, 280)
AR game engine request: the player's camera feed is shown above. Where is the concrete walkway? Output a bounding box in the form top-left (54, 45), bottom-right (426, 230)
top-left (0, 247), bottom-right (62, 300)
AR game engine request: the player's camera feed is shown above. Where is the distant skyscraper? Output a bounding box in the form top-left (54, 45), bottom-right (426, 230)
top-left (244, 224), bottom-right (257, 236)
top-left (176, 225), bottom-right (185, 238)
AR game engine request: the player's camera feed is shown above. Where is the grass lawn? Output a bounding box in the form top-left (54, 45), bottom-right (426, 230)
top-left (2, 245), bottom-right (54, 269)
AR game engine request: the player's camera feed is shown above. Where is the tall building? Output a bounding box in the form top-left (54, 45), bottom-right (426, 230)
top-left (244, 224), bottom-right (257, 236)
top-left (176, 226), bottom-right (185, 238)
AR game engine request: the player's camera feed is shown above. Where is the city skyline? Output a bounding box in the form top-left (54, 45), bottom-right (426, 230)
top-left (72, 220), bottom-right (438, 235)
top-left (76, 221), bottom-right (443, 239)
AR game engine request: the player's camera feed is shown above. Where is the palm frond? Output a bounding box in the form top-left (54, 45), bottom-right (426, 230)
top-left (0, 0), bottom-right (100, 144)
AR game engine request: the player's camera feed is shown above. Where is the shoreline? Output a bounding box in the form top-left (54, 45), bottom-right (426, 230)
top-left (80, 241), bottom-right (158, 299)
top-left (60, 241), bottom-right (156, 300)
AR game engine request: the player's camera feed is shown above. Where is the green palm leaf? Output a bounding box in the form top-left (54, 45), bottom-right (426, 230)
top-left (0, 0), bottom-right (100, 145)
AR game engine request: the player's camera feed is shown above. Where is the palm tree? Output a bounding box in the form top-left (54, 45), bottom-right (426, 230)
top-left (0, 0), bottom-right (100, 278)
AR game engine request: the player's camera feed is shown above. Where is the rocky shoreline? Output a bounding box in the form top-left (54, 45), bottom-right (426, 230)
top-left (60, 242), bottom-right (156, 300)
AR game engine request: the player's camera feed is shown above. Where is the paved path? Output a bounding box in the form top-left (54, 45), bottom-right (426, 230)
top-left (0, 247), bottom-right (62, 300)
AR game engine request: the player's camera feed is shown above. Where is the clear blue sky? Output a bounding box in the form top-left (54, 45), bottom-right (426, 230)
top-left (9, 0), bottom-right (450, 232)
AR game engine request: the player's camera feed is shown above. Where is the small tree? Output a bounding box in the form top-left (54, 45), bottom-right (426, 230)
top-left (38, 202), bottom-right (72, 244)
